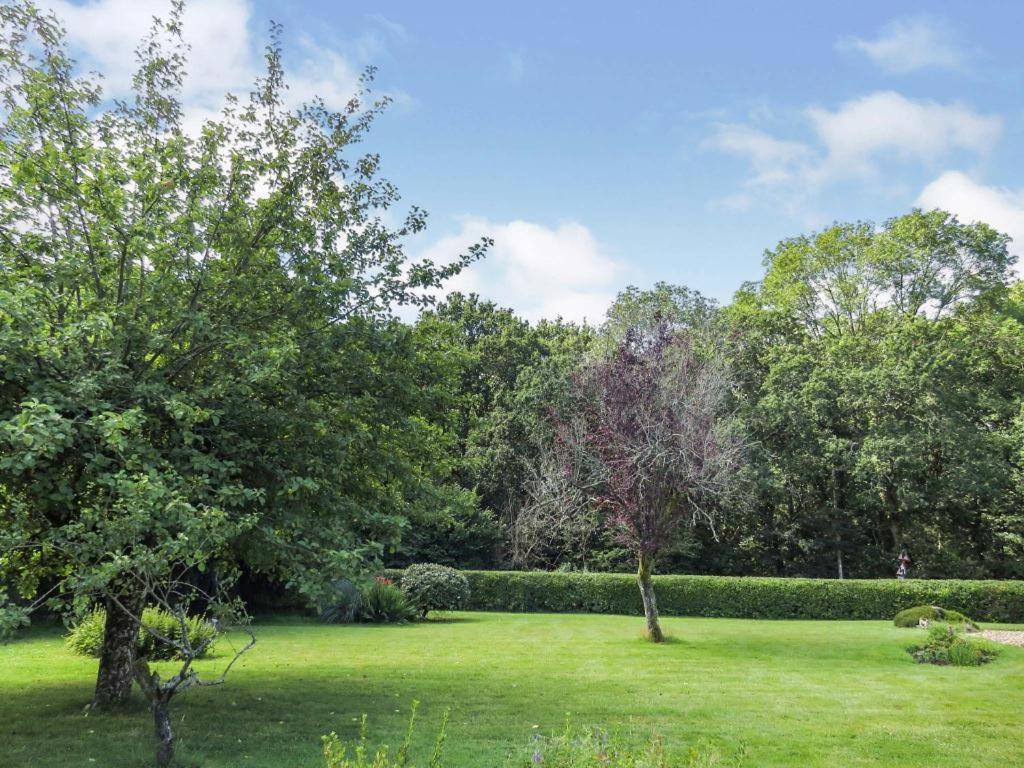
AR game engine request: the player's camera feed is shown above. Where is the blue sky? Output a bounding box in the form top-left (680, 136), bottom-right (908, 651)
top-left (44, 1), bottom-right (1024, 322)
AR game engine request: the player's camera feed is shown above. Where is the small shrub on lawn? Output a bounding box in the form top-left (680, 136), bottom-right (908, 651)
top-left (513, 720), bottom-right (742, 767)
top-left (360, 578), bottom-right (416, 624)
top-left (322, 700), bottom-right (448, 768)
top-left (893, 605), bottom-right (976, 629)
top-left (65, 606), bottom-right (218, 660)
top-left (320, 579), bottom-right (363, 624)
top-left (400, 564), bottom-right (470, 618)
top-left (909, 625), bottom-right (999, 667)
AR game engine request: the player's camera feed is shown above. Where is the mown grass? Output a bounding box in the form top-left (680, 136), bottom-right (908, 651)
top-left (1, 612), bottom-right (1022, 767)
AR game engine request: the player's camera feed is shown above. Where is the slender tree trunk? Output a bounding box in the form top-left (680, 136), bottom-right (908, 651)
top-left (134, 659), bottom-right (176, 768)
top-left (832, 469), bottom-right (844, 580)
top-left (92, 591), bottom-right (144, 707)
top-left (636, 553), bottom-right (664, 643)
top-left (152, 697), bottom-right (174, 767)
top-left (884, 484), bottom-right (901, 552)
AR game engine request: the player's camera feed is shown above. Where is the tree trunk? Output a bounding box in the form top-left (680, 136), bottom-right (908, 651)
top-left (92, 592), bottom-right (144, 707)
top-left (832, 469), bottom-right (844, 580)
top-left (152, 697), bottom-right (174, 768)
top-left (884, 484), bottom-right (901, 552)
top-left (636, 553), bottom-right (664, 643)
top-left (134, 658), bottom-right (176, 768)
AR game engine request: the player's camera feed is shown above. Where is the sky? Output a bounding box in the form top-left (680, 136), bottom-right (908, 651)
top-left (39, 0), bottom-right (1024, 323)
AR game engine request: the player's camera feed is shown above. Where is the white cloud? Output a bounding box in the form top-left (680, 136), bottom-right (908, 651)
top-left (43, 0), bottom-right (253, 106)
top-left (703, 124), bottom-right (812, 187)
top-left (285, 37), bottom-right (362, 111)
top-left (367, 15), bottom-right (408, 45)
top-left (917, 171), bottom-right (1024, 260)
top-left (419, 218), bottom-right (626, 324)
top-left (40, 0), bottom-right (388, 124)
top-left (706, 91), bottom-right (1002, 217)
top-left (808, 92), bottom-right (1000, 172)
top-left (837, 16), bottom-right (966, 74)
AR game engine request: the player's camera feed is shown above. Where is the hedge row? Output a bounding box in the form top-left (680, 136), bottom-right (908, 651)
top-left (388, 570), bottom-right (1024, 623)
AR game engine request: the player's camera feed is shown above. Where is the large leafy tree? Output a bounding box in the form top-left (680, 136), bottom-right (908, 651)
top-left (0, 1), bottom-right (482, 706)
top-left (406, 293), bottom-right (594, 567)
top-left (600, 281), bottom-right (721, 348)
top-left (727, 210), bottom-right (1022, 578)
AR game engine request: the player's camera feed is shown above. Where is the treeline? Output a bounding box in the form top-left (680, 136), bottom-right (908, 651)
top-left (393, 210), bottom-right (1024, 580)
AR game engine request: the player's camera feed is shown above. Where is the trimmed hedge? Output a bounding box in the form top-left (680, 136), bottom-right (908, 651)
top-left (388, 570), bottom-right (1024, 623)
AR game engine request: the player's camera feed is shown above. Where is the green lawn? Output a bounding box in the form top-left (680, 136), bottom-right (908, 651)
top-left (2, 612), bottom-right (1023, 767)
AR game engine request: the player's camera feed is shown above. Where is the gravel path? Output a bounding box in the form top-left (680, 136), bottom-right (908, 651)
top-left (978, 630), bottom-right (1024, 647)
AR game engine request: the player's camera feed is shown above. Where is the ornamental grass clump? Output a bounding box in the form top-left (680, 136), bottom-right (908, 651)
top-left (320, 579), bottom-right (363, 624)
top-left (359, 577), bottom-right (416, 624)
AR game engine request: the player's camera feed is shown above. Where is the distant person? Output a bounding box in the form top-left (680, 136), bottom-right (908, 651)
top-left (896, 547), bottom-right (912, 580)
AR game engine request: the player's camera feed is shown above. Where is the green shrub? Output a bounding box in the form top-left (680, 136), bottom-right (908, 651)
top-left (384, 570), bottom-right (1024, 623)
top-left (65, 606), bottom-right (219, 660)
top-left (320, 579), bottom-right (363, 624)
top-left (909, 625), bottom-right (999, 667)
top-left (893, 604), bottom-right (976, 628)
top-left (400, 564), bottom-right (470, 618)
top-left (322, 700), bottom-right (448, 768)
top-left (359, 578), bottom-right (416, 624)
top-left (65, 609), bottom-right (107, 656)
top-left (0, 596), bottom-right (29, 641)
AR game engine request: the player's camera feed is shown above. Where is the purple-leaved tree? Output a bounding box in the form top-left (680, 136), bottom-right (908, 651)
top-left (551, 321), bottom-right (744, 641)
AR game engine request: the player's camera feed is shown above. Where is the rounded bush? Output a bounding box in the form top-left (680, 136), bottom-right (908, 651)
top-left (893, 604), bottom-right (976, 629)
top-left (65, 606), bottom-right (219, 660)
top-left (400, 564), bottom-right (470, 618)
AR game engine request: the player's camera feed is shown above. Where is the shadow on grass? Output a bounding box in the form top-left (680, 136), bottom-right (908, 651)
top-left (0, 669), bottom-right (541, 768)
top-left (298, 615), bottom-right (483, 628)
top-left (419, 614), bottom-right (481, 624)
top-left (629, 633), bottom-right (694, 650)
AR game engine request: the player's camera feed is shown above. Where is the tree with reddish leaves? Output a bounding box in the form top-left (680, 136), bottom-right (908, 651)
top-left (552, 321), bottom-right (745, 641)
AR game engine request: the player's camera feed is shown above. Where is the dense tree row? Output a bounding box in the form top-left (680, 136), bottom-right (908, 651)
top-left (403, 213), bottom-right (1024, 580)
